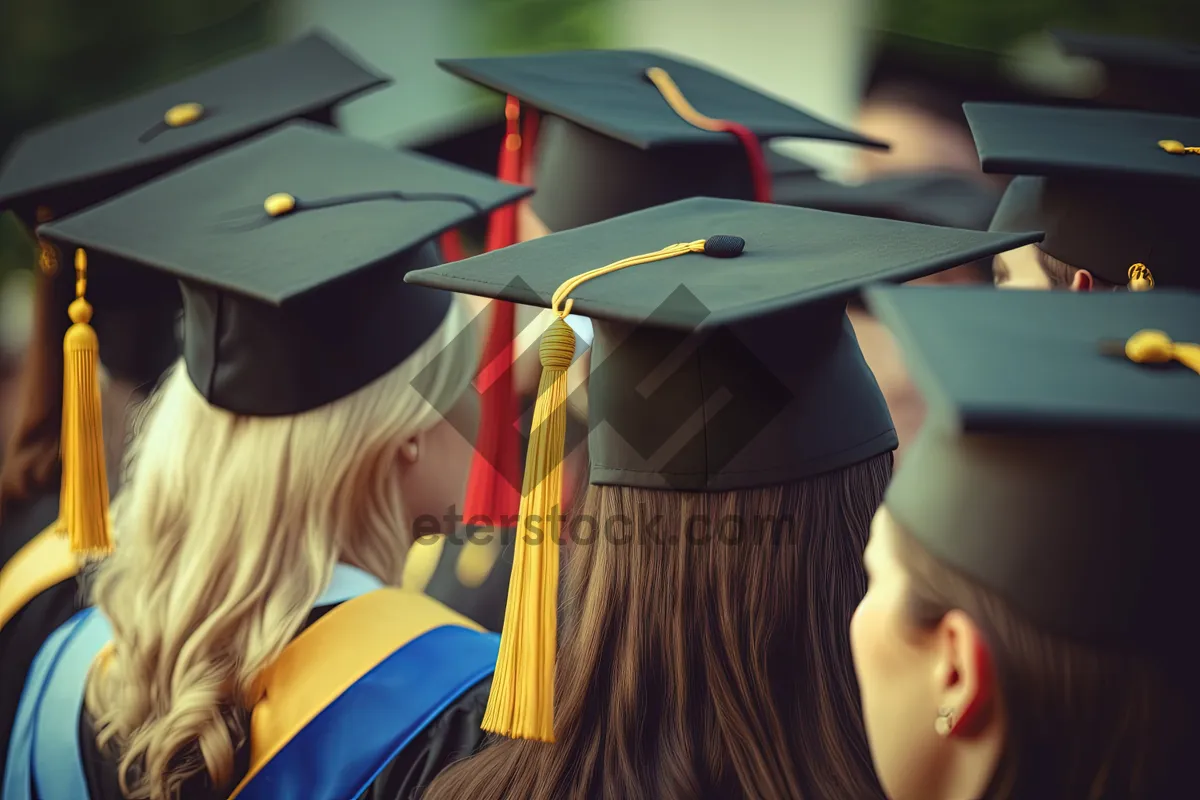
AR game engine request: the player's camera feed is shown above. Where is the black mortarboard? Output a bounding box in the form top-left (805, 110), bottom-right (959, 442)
top-left (405, 112), bottom-right (506, 178)
top-left (773, 171), bottom-right (1001, 231)
top-left (987, 174), bottom-right (1044, 234)
top-left (405, 196), bottom-right (1041, 743)
top-left (965, 102), bottom-right (1200, 289)
top-left (38, 121), bottom-right (531, 416)
top-left (0, 30), bottom-right (390, 385)
top-left (1051, 29), bottom-right (1200, 117)
top-left (765, 147), bottom-right (820, 180)
top-left (867, 284), bottom-right (1200, 652)
top-left (407, 196), bottom-right (1041, 491)
top-left (437, 50), bottom-right (887, 232)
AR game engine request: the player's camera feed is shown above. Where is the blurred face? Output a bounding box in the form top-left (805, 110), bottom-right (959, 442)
top-left (851, 507), bottom-right (951, 800)
top-left (399, 384), bottom-right (481, 535)
top-left (992, 245), bottom-right (1051, 290)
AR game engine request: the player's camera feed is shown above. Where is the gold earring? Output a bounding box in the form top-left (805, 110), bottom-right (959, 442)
top-left (934, 707), bottom-right (956, 737)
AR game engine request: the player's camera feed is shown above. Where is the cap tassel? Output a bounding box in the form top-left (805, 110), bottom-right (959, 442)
top-left (54, 248), bottom-right (112, 557)
top-left (646, 67), bottom-right (772, 203)
top-left (1123, 330), bottom-right (1200, 376)
top-left (481, 317), bottom-right (573, 742)
top-left (482, 235), bottom-right (746, 742)
top-left (1127, 263), bottom-right (1155, 292)
top-left (462, 96), bottom-right (537, 524)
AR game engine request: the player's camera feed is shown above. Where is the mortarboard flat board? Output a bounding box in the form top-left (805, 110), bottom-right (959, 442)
top-left (965, 102), bottom-right (1200, 290)
top-left (1051, 29), bottom-right (1200, 117)
top-left (772, 171), bottom-right (1001, 231)
top-left (437, 50), bottom-right (888, 232)
top-left (406, 196), bottom-right (1042, 491)
top-left (866, 284), bottom-right (1200, 656)
top-left (0, 30), bottom-right (391, 386)
top-left (38, 120), bottom-right (532, 417)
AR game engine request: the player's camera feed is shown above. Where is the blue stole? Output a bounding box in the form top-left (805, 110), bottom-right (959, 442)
top-left (3, 565), bottom-right (499, 800)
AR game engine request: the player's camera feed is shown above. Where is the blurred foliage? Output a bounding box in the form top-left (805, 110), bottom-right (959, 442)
top-left (473, 0), bottom-right (613, 55)
top-left (878, 0), bottom-right (1200, 53)
top-left (0, 0), bottom-right (285, 283)
top-left (461, 0), bottom-right (614, 112)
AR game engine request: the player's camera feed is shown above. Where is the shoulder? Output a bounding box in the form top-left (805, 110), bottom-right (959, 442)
top-left (362, 676), bottom-right (494, 800)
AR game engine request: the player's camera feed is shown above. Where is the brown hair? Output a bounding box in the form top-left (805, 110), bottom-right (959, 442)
top-left (0, 268), bottom-right (68, 519)
top-left (895, 522), bottom-right (1196, 800)
top-left (1036, 248), bottom-right (1120, 291)
top-left (425, 452), bottom-right (893, 800)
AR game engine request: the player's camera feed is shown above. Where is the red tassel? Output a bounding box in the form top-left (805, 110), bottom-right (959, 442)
top-left (461, 96), bottom-right (532, 526)
top-left (439, 230), bottom-right (466, 263)
top-left (720, 121), bottom-right (773, 203)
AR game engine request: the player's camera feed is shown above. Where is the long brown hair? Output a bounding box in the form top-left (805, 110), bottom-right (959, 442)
top-left (0, 267), bottom-right (69, 519)
top-left (426, 452), bottom-right (893, 800)
top-left (896, 523), bottom-right (1196, 800)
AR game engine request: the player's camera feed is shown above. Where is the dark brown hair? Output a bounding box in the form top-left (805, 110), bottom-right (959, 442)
top-left (425, 452), bottom-right (893, 800)
top-left (895, 523), bottom-right (1196, 800)
top-left (0, 269), bottom-right (68, 519)
top-left (1036, 248), bottom-right (1119, 291)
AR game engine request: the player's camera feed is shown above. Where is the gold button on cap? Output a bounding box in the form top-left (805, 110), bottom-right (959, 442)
top-left (164, 102), bottom-right (205, 128)
top-left (264, 193), bottom-right (297, 217)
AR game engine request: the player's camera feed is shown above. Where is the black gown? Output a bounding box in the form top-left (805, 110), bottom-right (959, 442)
top-left (0, 487), bottom-right (81, 781)
top-left (72, 604), bottom-right (493, 800)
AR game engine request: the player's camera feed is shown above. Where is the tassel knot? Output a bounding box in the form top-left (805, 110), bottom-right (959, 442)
top-left (539, 319), bottom-right (576, 370)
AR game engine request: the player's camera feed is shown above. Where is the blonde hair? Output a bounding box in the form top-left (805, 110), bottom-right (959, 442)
top-left (85, 296), bottom-right (479, 799)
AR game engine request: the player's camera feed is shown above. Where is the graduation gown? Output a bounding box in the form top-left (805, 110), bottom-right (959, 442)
top-left (4, 564), bottom-right (499, 800)
top-left (0, 488), bottom-right (79, 782)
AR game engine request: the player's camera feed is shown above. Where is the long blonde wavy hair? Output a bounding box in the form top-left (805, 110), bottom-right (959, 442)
top-left (84, 296), bottom-right (479, 800)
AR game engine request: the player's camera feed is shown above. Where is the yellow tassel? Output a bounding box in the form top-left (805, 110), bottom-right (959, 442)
top-left (481, 317), bottom-right (574, 742)
top-left (54, 248), bottom-right (112, 557)
top-left (478, 237), bottom-right (746, 743)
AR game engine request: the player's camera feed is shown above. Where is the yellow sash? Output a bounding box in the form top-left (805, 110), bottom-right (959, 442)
top-left (0, 525), bottom-right (80, 632)
top-left (228, 588), bottom-right (483, 798)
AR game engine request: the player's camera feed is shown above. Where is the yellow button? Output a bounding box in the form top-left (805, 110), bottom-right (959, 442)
top-left (264, 193), bottom-right (297, 217)
top-left (164, 102), bottom-right (204, 128)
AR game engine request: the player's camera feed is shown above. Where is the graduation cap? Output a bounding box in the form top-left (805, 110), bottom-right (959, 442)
top-left (773, 171), bottom-right (1001, 231)
top-left (966, 102), bottom-right (1200, 290)
top-left (405, 195), bottom-right (1042, 743)
top-left (437, 49), bottom-right (887, 233)
top-left (0, 30), bottom-right (389, 385)
top-left (1051, 29), bottom-right (1200, 117)
top-left (36, 121), bottom-right (530, 550)
top-left (866, 284), bottom-right (1200, 654)
top-left (0, 32), bottom-right (390, 555)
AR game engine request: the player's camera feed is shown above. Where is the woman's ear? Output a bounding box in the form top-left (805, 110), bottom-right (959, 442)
top-left (398, 433), bottom-right (422, 466)
top-left (1069, 268), bottom-right (1095, 292)
top-left (930, 609), bottom-right (997, 739)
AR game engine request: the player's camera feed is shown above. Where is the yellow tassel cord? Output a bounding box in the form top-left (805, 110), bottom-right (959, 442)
top-left (646, 67), bottom-right (725, 133)
top-left (1123, 330), bottom-right (1200, 376)
top-left (54, 248), bottom-right (112, 557)
top-left (1127, 263), bottom-right (1155, 292)
top-left (482, 239), bottom-right (720, 742)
